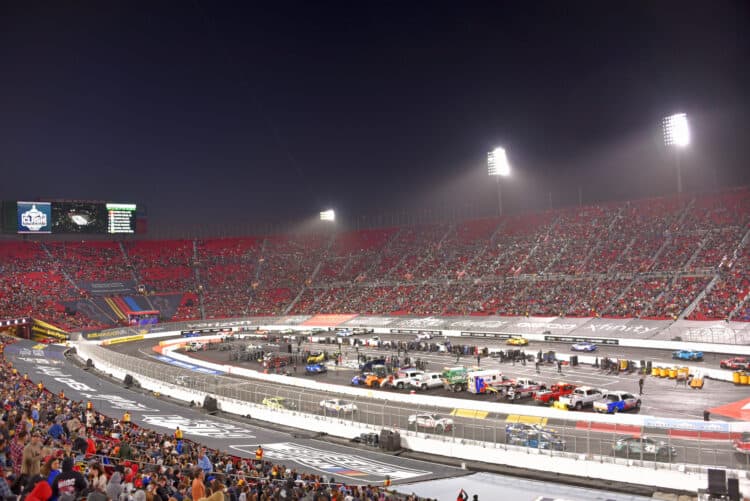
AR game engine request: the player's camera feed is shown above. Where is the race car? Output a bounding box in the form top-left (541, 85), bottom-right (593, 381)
top-left (733, 432), bottom-right (750, 455)
top-left (672, 350), bottom-right (704, 361)
top-left (305, 363), bottom-right (327, 374)
top-left (319, 398), bottom-right (357, 414)
top-left (336, 329), bottom-right (354, 337)
top-left (593, 391), bottom-right (641, 414)
top-left (306, 352), bottom-right (326, 364)
top-left (612, 436), bottom-right (676, 461)
top-left (407, 413), bottom-right (453, 433)
top-left (571, 342), bottom-right (597, 352)
top-left (507, 430), bottom-right (565, 451)
top-left (720, 357), bottom-right (750, 370)
top-left (505, 422), bottom-right (554, 436)
top-left (415, 333), bottom-right (433, 341)
top-left (506, 336), bottom-right (529, 346)
top-left (261, 397), bottom-right (297, 411)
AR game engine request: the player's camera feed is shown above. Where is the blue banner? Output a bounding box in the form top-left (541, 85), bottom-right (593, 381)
top-left (644, 417), bottom-right (729, 433)
top-left (17, 201), bottom-right (51, 234)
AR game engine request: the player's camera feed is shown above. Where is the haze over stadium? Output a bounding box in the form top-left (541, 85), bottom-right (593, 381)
top-left (1, 2), bottom-right (748, 234)
top-left (2, 3), bottom-right (750, 501)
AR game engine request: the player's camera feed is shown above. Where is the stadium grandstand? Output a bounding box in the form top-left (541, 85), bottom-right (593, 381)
top-left (1, 187), bottom-right (749, 333)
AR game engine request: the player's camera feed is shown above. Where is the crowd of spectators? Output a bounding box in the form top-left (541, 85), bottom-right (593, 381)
top-left (1, 188), bottom-right (749, 326)
top-left (0, 337), bottom-right (432, 501)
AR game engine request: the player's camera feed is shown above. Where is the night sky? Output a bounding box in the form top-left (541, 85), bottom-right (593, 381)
top-left (2, 2), bottom-right (748, 235)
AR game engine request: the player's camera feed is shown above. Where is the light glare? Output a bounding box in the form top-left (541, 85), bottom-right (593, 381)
top-left (663, 113), bottom-right (690, 147)
top-left (488, 147), bottom-right (511, 176)
top-left (320, 209), bottom-right (335, 222)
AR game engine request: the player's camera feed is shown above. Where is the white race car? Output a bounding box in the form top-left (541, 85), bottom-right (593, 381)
top-left (407, 413), bottom-right (453, 433)
top-left (319, 398), bottom-right (358, 414)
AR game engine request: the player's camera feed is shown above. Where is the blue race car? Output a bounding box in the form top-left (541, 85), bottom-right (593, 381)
top-left (672, 350), bottom-right (704, 361)
top-left (305, 363), bottom-right (327, 374)
top-left (507, 430), bottom-right (566, 451)
top-left (571, 342), bottom-right (597, 352)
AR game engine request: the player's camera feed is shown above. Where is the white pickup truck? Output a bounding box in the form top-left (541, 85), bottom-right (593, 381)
top-left (387, 369), bottom-right (424, 389)
top-left (410, 372), bottom-right (443, 391)
top-left (558, 386), bottom-right (603, 410)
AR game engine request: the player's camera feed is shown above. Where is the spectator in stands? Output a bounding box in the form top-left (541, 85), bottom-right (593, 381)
top-left (51, 457), bottom-right (88, 501)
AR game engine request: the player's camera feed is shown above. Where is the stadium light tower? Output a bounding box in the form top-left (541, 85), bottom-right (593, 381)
top-left (662, 113), bottom-right (690, 193)
top-left (487, 146), bottom-right (511, 216)
top-left (320, 209), bottom-right (335, 222)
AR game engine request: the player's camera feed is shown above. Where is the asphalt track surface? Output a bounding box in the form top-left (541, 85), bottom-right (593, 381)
top-left (3, 339), bottom-right (658, 501)
top-left (110, 334), bottom-right (750, 471)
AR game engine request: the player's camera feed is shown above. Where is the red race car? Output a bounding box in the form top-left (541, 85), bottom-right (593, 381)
top-left (720, 357), bottom-right (750, 370)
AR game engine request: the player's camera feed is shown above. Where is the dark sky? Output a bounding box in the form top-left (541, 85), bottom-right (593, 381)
top-left (1, 1), bottom-right (748, 234)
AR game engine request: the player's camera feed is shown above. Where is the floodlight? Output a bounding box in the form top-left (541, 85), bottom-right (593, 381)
top-left (663, 113), bottom-right (690, 147)
top-left (487, 147), bottom-right (511, 176)
top-left (320, 209), bottom-right (335, 222)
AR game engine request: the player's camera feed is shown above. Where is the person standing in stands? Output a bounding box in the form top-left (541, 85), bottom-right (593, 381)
top-left (190, 469), bottom-right (205, 501)
top-left (254, 445), bottom-right (263, 463)
top-left (52, 457), bottom-right (88, 501)
top-left (174, 426), bottom-right (183, 442)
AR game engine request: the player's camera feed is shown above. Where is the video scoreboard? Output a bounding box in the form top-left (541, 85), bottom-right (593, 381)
top-left (2, 200), bottom-right (137, 234)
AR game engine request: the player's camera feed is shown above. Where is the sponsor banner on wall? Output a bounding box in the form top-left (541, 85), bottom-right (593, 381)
top-left (343, 316), bottom-right (398, 327)
top-left (389, 329), bottom-right (443, 336)
top-left (544, 335), bottom-right (619, 345)
top-left (302, 313), bottom-right (358, 326)
top-left (79, 281), bottom-right (137, 295)
top-left (573, 318), bottom-right (668, 339)
top-left (460, 331), bottom-right (513, 339)
top-left (643, 417), bottom-right (729, 433)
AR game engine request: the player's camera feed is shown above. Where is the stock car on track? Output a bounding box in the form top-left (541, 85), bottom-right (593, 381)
top-left (733, 432), bottom-right (750, 455)
top-left (672, 350), bottom-right (704, 361)
top-left (720, 357), bottom-right (750, 370)
top-left (336, 329), bottom-right (354, 337)
top-left (306, 352), bottom-right (326, 364)
top-left (320, 398), bottom-right (357, 414)
top-left (506, 336), bottom-right (529, 346)
top-left (305, 363), bottom-right (327, 374)
top-left (262, 397), bottom-right (297, 410)
top-left (407, 413), bottom-right (454, 433)
top-left (571, 342), bottom-right (597, 352)
top-left (612, 436), bottom-right (676, 461)
top-left (507, 429), bottom-right (566, 451)
top-left (593, 391), bottom-right (641, 414)
top-left (505, 422), bottom-right (554, 436)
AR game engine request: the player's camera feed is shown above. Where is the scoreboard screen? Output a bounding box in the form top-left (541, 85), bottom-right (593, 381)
top-left (106, 203), bottom-right (136, 234)
top-left (52, 202), bottom-right (108, 234)
top-left (1, 200), bottom-right (138, 234)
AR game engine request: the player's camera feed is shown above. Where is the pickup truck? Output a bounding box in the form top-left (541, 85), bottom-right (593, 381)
top-left (410, 372), bottom-right (443, 391)
top-left (558, 386), bottom-right (603, 410)
top-left (506, 378), bottom-right (546, 401)
top-left (533, 383), bottom-right (577, 405)
top-left (593, 391), bottom-right (641, 414)
top-left (386, 369), bottom-right (424, 389)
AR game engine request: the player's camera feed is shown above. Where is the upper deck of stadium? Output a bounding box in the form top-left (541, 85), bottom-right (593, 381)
top-left (1, 187), bottom-right (749, 332)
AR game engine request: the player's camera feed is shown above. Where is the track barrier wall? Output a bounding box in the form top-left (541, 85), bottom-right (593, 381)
top-left (74, 328), bottom-right (750, 494)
